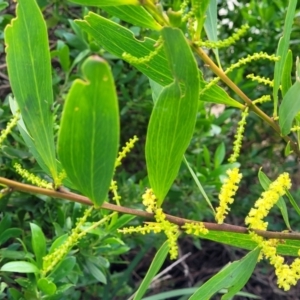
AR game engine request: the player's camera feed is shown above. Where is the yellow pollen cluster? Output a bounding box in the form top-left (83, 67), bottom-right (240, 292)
top-left (115, 135), bottom-right (138, 168)
top-left (245, 173), bottom-right (291, 230)
top-left (181, 222), bottom-right (208, 235)
top-left (0, 111), bottom-right (20, 146)
top-left (250, 232), bottom-right (300, 291)
top-left (215, 168), bottom-right (242, 224)
top-left (110, 180), bottom-right (121, 204)
top-left (119, 188), bottom-right (179, 259)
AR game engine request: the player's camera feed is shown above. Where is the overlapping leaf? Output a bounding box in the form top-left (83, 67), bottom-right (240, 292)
top-left (58, 56), bottom-right (119, 206)
top-left (5, 0), bottom-right (57, 178)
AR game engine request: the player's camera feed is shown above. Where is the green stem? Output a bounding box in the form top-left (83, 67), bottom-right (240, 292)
top-left (1, 177), bottom-right (300, 241)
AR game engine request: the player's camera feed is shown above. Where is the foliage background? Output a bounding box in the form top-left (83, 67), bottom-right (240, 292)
top-left (1, 0), bottom-right (300, 299)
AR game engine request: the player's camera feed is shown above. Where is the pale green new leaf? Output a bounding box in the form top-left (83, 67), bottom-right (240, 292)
top-left (1, 261), bottom-right (39, 273)
top-left (5, 0), bottom-right (57, 178)
top-left (58, 56), bottom-right (119, 206)
top-left (279, 80), bottom-right (300, 135)
top-left (189, 248), bottom-right (260, 300)
top-left (133, 241), bottom-right (169, 300)
top-left (146, 27), bottom-right (200, 204)
top-left (273, 0), bottom-right (297, 114)
top-left (258, 169), bottom-right (291, 230)
top-left (30, 223), bottom-right (46, 269)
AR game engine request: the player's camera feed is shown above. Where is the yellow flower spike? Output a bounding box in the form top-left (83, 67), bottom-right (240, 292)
top-left (142, 188), bottom-right (157, 213)
top-left (0, 111), bottom-right (20, 146)
top-left (253, 95), bottom-right (271, 105)
top-left (109, 180), bottom-right (121, 205)
top-left (14, 163), bottom-right (53, 189)
top-left (215, 168), bottom-right (242, 224)
top-left (246, 74), bottom-right (274, 87)
top-left (182, 222), bottom-right (209, 235)
top-left (115, 135), bottom-right (139, 168)
top-left (228, 107), bottom-right (249, 163)
top-left (245, 172), bottom-right (291, 231)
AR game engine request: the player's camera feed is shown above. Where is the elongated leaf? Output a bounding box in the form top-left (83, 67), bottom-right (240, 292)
top-left (279, 80), bottom-right (300, 135)
top-left (258, 169), bottom-right (291, 230)
top-left (5, 0), bottom-right (57, 178)
top-left (146, 27), bottom-right (200, 204)
top-left (49, 256), bottom-right (76, 282)
top-left (37, 278), bottom-right (57, 296)
top-left (133, 241), bottom-right (169, 300)
top-left (1, 261), bottom-right (39, 273)
top-left (58, 56), bottom-right (119, 206)
top-left (273, 0), bottom-right (297, 114)
top-left (97, 6), bottom-right (161, 30)
top-left (69, 0), bottom-right (138, 5)
top-left (189, 248), bottom-right (260, 300)
top-left (197, 230), bottom-right (300, 257)
top-left (281, 50), bottom-right (293, 96)
top-left (204, 0), bottom-right (220, 66)
top-left (75, 12), bottom-right (173, 84)
top-left (30, 223), bottom-right (46, 269)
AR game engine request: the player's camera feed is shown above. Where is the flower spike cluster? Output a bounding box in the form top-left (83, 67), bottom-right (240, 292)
top-left (115, 135), bottom-right (139, 168)
top-left (245, 172), bottom-right (291, 231)
top-left (228, 107), bottom-right (249, 163)
top-left (14, 163), bottom-right (53, 189)
top-left (215, 168), bottom-right (242, 224)
top-left (0, 111), bottom-right (20, 146)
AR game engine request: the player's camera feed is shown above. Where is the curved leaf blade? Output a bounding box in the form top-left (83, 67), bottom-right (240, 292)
top-left (58, 56), bottom-right (119, 206)
top-left (189, 248), bottom-right (260, 300)
top-left (146, 27), bottom-right (199, 205)
top-left (5, 0), bottom-right (57, 178)
top-left (1, 261), bottom-right (39, 274)
top-left (133, 241), bottom-right (169, 300)
top-left (69, 0), bottom-right (138, 5)
top-left (279, 80), bottom-right (300, 135)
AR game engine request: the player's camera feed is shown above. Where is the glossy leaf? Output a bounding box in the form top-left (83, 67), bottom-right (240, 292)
top-left (69, 0), bottom-right (138, 5)
top-left (197, 230), bottom-right (300, 257)
top-left (279, 80), bottom-right (300, 135)
top-left (273, 0), bottom-right (297, 114)
top-left (146, 27), bottom-right (200, 204)
top-left (30, 223), bottom-right (46, 269)
top-left (86, 260), bottom-right (107, 284)
top-left (95, 6), bottom-right (161, 30)
top-left (75, 12), bottom-right (173, 84)
top-left (37, 278), bottom-right (57, 296)
top-left (204, 0), bottom-right (221, 66)
top-left (281, 50), bottom-right (293, 96)
top-left (58, 56), bottom-right (119, 206)
top-left (49, 256), bottom-right (76, 282)
top-left (189, 248), bottom-right (260, 300)
top-left (258, 169), bottom-right (291, 230)
top-left (1, 261), bottom-right (39, 273)
top-left (133, 241), bottom-right (169, 300)
top-left (5, 0), bottom-right (57, 178)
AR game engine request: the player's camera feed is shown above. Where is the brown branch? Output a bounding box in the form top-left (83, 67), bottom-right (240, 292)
top-left (1, 177), bottom-right (300, 241)
top-left (193, 45), bottom-right (300, 157)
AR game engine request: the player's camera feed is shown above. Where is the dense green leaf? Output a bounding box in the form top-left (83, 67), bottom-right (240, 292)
top-left (30, 223), bottom-right (46, 269)
top-left (281, 50), bottom-right (293, 97)
top-left (37, 278), bottom-right (57, 296)
top-left (279, 80), bottom-right (300, 135)
top-left (58, 56), bottom-right (119, 206)
top-left (0, 261), bottom-right (39, 273)
top-left (133, 241), bottom-right (169, 300)
top-left (189, 248), bottom-right (260, 300)
top-left (214, 142), bottom-right (225, 169)
top-left (49, 256), bottom-right (76, 282)
top-left (0, 228), bottom-right (22, 246)
top-left (258, 169), bottom-right (291, 230)
top-left (5, 0), bottom-right (57, 178)
top-left (0, 214), bottom-right (11, 234)
top-left (69, 0), bottom-right (138, 5)
top-left (273, 0), bottom-right (297, 114)
top-left (86, 260), bottom-right (107, 284)
top-left (146, 27), bottom-right (200, 204)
